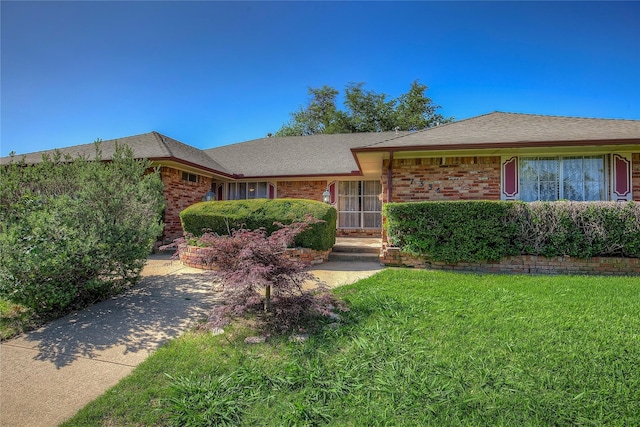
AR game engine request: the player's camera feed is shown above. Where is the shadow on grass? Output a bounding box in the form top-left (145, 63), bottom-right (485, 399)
top-left (12, 271), bottom-right (221, 369)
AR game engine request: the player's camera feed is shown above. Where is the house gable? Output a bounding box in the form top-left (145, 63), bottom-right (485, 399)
top-left (2, 112), bottom-right (638, 241)
top-left (356, 112), bottom-right (640, 151)
top-left (350, 112), bottom-right (639, 205)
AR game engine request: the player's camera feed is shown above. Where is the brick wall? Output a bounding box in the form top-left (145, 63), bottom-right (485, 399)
top-left (382, 156), bottom-right (501, 202)
top-left (633, 153), bottom-right (640, 201)
top-left (381, 245), bottom-right (640, 276)
top-left (160, 167), bottom-right (211, 242)
top-left (337, 228), bottom-right (382, 238)
top-left (276, 180), bottom-right (327, 201)
top-left (179, 244), bottom-right (331, 269)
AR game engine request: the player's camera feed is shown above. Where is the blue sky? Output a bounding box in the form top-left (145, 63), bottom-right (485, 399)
top-left (1, 1), bottom-right (639, 157)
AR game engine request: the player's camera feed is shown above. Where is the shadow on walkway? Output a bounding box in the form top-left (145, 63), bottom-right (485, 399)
top-left (0, 255), bottom-right (382, 427)
top-left (14, 272), bottom-right (218, 369)
top-left (0, 262), bottom-right (218, 427)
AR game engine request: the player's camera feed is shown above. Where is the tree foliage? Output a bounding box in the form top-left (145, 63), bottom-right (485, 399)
top-left (0, 143), bottom-right (165, 314)
top-left (165, 220), bottom-right (340, 333)
top-left (275, 80), bottom-right (452, 136)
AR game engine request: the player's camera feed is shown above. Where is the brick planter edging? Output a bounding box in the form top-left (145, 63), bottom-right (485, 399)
top-left (179, 245), bottom-right (332, 270)
top-left (337, 228), bottom-right (382, 238)
top-left (380, 245), bottom-right (640, 276)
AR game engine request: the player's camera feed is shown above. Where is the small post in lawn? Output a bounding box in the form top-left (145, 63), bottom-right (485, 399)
top-left (264, 284), bottom-right (271, 312)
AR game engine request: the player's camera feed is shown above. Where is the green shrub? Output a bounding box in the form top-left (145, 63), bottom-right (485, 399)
top-left (384, 201), bottom-right (519, 263)
top-left (0, 144), bottom-right (164, 314)
top-left (180, 199), bottom-right (336, 251)
top-left (385, 200), bottom-right (640, 263)
top-left (511, 201), bottom-right (640, 258)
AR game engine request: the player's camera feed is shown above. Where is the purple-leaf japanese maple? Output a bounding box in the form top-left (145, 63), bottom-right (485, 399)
top-left (165, 218), bottom-right (340, 332)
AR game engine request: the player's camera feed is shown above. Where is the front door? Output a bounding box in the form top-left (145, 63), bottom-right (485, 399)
top-left (337, 181), bottom-right (382, 229)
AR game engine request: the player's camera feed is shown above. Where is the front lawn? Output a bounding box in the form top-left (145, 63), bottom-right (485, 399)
top-left (63, 269), bottom-right (640, 426)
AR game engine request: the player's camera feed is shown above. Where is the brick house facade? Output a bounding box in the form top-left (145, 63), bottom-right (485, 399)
top-left (4, 113), bottom-right (638, 244)
top-left (275, 180), bottom-right (326, 201)
top-left (159, 166), bottom-right (214, 242)
top-left (382, 156), bottom-right (502, 202)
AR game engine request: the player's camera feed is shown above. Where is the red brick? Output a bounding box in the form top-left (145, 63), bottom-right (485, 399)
top-left (276, 180), bottom-right (327, 201)
top-left (380, 248), bottom-right (640, 276)
top-left (382, 156), bottom-right (501, 203)
top-left (159, 166), bottom-right (212, 243)
top-left (337, 228), bottom-right (382, 238)
top-left (179, 245), bottom-right (331, 269)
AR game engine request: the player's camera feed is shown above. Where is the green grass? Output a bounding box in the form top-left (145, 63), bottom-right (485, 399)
top-left (0, 298), bottom-right (37, 340)
top-left (62, 270), bottom-right (640, 426)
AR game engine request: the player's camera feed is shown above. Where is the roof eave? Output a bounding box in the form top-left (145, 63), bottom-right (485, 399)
top-left (148, 157), bottom-right (237, 179)
top-left (225, 170), bottom-right (364, 180)
top-left (351, 138), bottom-right (640, 153)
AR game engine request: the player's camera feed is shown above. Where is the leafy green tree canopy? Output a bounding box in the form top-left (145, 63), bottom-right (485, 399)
top-left (275, 80), bottom-right (453, 136)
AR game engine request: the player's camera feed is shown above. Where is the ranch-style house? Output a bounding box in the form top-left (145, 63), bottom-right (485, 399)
top-left (3, 112), bottom-right (639, 243)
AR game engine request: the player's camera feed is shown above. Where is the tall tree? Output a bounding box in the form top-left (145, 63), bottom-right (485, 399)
top-left (274, 80), bottom-right (452, 136)
top-left (275, 86), bottom-right (350, 136)
top-left (394, 80), bottom-right (450, 130)
top-left (343, 82), bottom-right (396, 132)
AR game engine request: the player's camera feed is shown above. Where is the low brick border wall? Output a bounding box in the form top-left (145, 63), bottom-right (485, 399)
top-left (337, 228), bottom-right (382, 238)
top-left (179, 245), bottom-right (332, 270)
top-left (381, 245), bottom-right (640, 275)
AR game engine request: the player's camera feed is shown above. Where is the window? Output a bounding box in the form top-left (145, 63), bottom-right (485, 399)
top-left (181, 172), bottom-right (199, 183)
top-left (519, 157), bottom-right (559, 201)
top-left (227, 182), bottom-right (270, 200)
top-left (338, 180), bottom-right (382, 228)
top-left (519, 156), bottom-right (606, 202)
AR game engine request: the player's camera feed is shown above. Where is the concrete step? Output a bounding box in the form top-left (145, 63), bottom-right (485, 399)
top-left (328, 252), bottom-right (380, 263)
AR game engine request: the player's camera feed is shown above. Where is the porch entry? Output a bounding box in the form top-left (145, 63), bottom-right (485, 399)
top-left (337, 181), bottom-right (382, 229)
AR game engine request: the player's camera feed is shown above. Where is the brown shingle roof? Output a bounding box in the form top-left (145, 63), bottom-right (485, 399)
top-left (0, 131), bottom-right (232, 176)
top-left (3, 113), bottom-right (638, 178)
top-left (204, 131), bottom-right (409, 177)
top-left (357, 112), bottom-right (640, 151)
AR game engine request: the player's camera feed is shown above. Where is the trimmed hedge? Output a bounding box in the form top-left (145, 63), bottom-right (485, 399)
top-left (385, 201), bottom-right (640, 263)
top-left (512, 201), bottom-right (640, 258)
top-left (180, 199), bottom-right (337, 251)
top-left (385, 201), bottom-right (518, 263)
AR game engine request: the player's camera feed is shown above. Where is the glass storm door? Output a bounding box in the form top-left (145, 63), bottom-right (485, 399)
top-left (338, 181), bottom-right (382, 228)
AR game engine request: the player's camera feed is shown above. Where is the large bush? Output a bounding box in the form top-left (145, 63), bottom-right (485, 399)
top-left (511, 201), bottom-right (640, 258)
top-left (385, 201), bottom-right (518, 263)
top-left (385, 200), bottom-right (640, 263)
top-left (0, 144), bottom-right (164, 314)
top-left (180, 199), bottom-right (337, 251)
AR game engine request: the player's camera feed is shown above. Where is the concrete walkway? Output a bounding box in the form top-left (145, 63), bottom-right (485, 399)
top-left (0, 255), bottom-right (382, 427)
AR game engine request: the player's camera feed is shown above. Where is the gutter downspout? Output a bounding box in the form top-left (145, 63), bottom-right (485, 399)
top-left (386, 150), bottom-right (394, 203)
